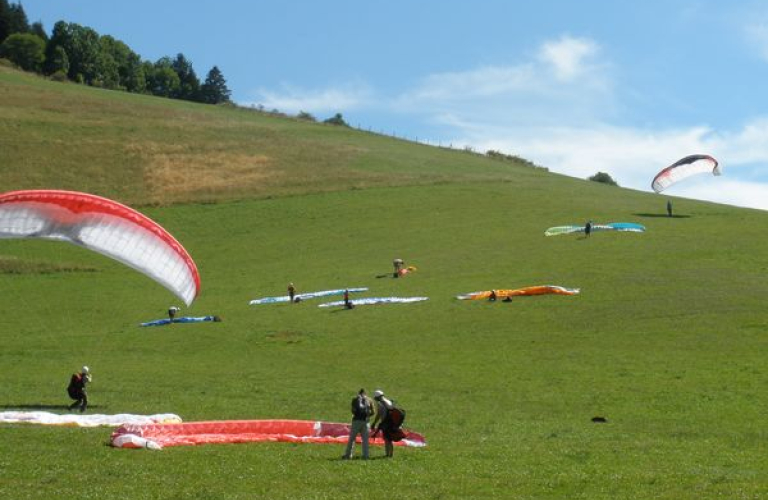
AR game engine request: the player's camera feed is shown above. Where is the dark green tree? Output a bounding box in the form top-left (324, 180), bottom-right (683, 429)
top-left (44, 44), bottom-right (69, 77)
top-left (588, 171), bottom-right (619, 186)
top-left (171, 53), bottom-right (199, 101)
top-left (98, 35), bottom-right (144, 90)
top-left (324, 113), bottom-right (349, 126)
top-left (199, 65), bottom-right (230, 104)
top-left (44, 22), bottom-right (101, 83)
top-left (145, 57), bottom-right (180, 97)
top-left (0, 0), bottom-right (10, 43)
top-left (0, 32), bottom-right (45, 71)
top-left (30, 21), bottom-right (47, 41)
top-left (7, 1), bottom-right (27, 34)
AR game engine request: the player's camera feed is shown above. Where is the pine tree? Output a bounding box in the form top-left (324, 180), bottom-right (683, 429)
top-left (7, 1), bottom-right (27, 34)
top-left (0, 0), bottom-right (11, 43)
top-left (171, 53), bottom-right (200, 101)
top-left (199, 66), bottom-right (231, 104)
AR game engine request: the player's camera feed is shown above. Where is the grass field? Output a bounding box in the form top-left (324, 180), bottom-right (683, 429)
top-left (1, 67), bottom-right (768, 499)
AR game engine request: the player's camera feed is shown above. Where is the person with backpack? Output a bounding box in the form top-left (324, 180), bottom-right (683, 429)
top-left (371, 389), bottom-right (405, 458)
top-left (67, 366), bottom-right (92, 412)
top-left (342, 388), bottom-right (374, 460)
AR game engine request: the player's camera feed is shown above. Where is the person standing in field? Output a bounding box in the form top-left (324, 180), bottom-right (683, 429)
top-left (168, 306), bottom-right (180, 322)
top-left (67, 366), bottom-right (92, 412)
top-left (288, 283), bottom-right (296, 303)
top-left (585, 220), bottom-right (593, 238)
top-left (343, 289), bottom-right (355, 309)
top-left (393, 258), bottom-right (404, 278)
top-left (342, 388), bottom-right (374, 460)
top-left (667, 200), bottom-right (673, 217)
top-left (371, 389), bottom-right (397, 458)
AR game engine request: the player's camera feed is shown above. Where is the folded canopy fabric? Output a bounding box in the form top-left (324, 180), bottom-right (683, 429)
top-left (111, 419), bottom-right (427, 450)
top-left (457, 285), bottom-right (580, 300)
top-left (318, 297), bottom-right (429, 307)
top-left (249, 288), bottom-right (368, 305)
top-left (0, 411), bottom-right (181, 427)
top-left (140, 316), bottom-right (219, 327)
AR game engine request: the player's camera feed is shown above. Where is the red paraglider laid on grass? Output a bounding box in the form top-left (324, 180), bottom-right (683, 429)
top-left (110, 419), bottom-right (427, 450)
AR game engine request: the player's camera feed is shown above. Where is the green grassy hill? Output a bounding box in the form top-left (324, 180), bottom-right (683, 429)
top-left (2, 66), bottom-right (768, 499)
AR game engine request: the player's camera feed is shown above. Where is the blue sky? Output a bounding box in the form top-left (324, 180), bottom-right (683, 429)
top-left (21, 0), bottom-right (768, 210)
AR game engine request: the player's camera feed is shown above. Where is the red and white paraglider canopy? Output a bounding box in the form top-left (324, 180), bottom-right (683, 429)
top-left (0, 190), bottom-right (200, 305)
top-left (651, 154), bottom-right (720, 193)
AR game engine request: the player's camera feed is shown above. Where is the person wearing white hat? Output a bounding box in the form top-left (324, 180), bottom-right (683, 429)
top-left (168, 306), bottom-right (181, 322)
top-left (371, 389), bottom-right (396, 458)
top-left (67, 366), bottom-right (92, 412)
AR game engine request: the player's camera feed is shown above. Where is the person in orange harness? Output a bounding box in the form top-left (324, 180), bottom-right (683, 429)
top-left (67, 366), bottom-right (92, 412)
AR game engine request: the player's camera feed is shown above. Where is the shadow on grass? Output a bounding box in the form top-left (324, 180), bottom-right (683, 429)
top-left (632, 213), bottom-right (691, 218)
top-left (329, 307), bottom-right (355, 314)
top-left (1, 404), bottom-right (106, 411)
top-left (332, 455), bottom-right (392, 462)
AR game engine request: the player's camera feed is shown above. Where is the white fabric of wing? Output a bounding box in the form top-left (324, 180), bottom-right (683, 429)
top-left (655, 159), bottom-right (715, 192)
top-left (77, 214), bottom-right (196, 305)
top-left (0, 206), bottom-right (48, 237)
top-left (0, 411), bottom-right (181, 427)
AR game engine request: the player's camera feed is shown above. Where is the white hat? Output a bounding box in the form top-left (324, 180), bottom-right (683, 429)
top-left (81, 366), bottom-right (90, 374)
top-left (373, 389), bottom-right (384, 398)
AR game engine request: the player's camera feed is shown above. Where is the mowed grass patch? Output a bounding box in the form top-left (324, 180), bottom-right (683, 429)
top-left (2, 182), bottom-right (768, 499)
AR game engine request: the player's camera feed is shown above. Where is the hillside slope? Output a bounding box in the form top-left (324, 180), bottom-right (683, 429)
top-left (0, 66), bottom-right (551, 206)
top-left (2, 66), bottom-right (768, 499)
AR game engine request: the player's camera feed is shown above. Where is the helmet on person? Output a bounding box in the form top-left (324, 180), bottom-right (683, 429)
top-left (373, 389), bottom-right (384, 399)
top-left (81, 366), bottom-right (90, 374)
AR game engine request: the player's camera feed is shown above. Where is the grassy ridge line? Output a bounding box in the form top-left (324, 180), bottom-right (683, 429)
top-left (0, 66), bottom-right (548, 207)
top-left (2, 180), bottom-right (768, 498)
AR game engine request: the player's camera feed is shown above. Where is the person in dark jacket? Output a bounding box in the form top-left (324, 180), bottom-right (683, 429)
top-left (342, 389), bottom-right (374, 459)
top-left (67, 366), bottom-right (92, 412)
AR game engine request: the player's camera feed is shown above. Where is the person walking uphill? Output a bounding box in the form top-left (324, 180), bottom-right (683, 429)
top-left (342, 389), bottom-right (374, 460)
top-left (67, 366), bottom-right (92, 412)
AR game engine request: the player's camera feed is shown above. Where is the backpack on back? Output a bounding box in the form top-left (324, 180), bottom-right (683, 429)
top-left (352, 395), bottom-right (372, 420)
top-left (386, 404), bottom-right (406, 429)
top-left (67, 374), bottom-right (80, 399)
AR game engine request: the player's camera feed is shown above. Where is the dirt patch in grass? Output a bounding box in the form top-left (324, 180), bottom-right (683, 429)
top-left (0, 256), bottom-right (98, 274)
top-left (130, 142), bottom-right (274, 204)
top-left (265, 330), bottom-right (304, 344)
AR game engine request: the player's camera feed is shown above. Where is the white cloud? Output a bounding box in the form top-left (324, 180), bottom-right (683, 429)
top-left (242, 82), bottom-right (373, 114)
top-left (745, 22), bottom-right (768, 62)
top-left (449, 120), bottom-right (768, 211)
top-left (537, 35), bottom-right (600, 81)
top-left (670, 179), bottom-right (768, 211)
top-left (239, 33), bottom-right (768, 211)
top-left (395, 35), bottom-right (614, 126)
top-left (398, 65), bottom-right (538, 102)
